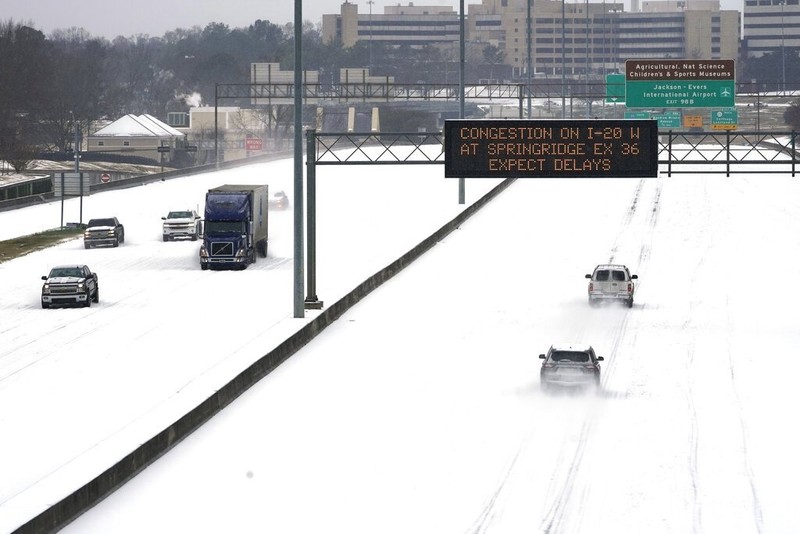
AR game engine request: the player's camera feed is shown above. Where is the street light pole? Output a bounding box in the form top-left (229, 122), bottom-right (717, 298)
top-left (781, 0), bottom-right (786, 94)
top-left (367, 0), bottom-right (374, 69)
top-left (561, 0), bottom-right (566, 117)
top-left (293, 0), bottom-right (304, 318)
top-left (70, 111), bottom-right (79, 173)
top-left (527, 0), bottom-right (533, 117)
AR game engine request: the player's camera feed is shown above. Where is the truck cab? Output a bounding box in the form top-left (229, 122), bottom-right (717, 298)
top-left (199, 185), bottom-right (268, 270)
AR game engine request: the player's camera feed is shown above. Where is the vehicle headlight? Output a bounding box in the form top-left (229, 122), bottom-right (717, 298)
top-left (42, 283), bottom-right (50, 293)
top-left (199, 246), bottom-right (208, 258)
top-left (77, 282), bottom-right (85, 290)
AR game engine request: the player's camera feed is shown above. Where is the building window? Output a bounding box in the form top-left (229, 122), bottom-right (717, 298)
top-left (97, 141), bottom-right (104, 147)
top-left (123, 141), bottom-right (130, 146)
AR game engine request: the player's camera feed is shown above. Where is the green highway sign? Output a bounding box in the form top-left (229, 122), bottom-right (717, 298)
top-left (626, 80), bottom-right (735, 108)
top-left (606, 73), bottom-right (626, 103)
top-left (625, 59), bottom-right (735, 109)
top-left (624, 111), bottom-right (650, 119)
top-left (653, 111), bottom-right (682, 129)
top-left (711, 109), bottom-right (738, 130)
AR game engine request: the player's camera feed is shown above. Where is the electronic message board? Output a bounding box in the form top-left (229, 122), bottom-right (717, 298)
top-left (444, 119), bottom-right (658, 178)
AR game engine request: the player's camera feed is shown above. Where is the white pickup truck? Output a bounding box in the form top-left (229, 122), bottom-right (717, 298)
top-left (585, 264), bottom-right (638, 308)
top-left (162, 209), bottom-right (201, 241)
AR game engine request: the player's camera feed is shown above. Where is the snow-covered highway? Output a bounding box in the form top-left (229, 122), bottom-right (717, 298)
top-left (3, 155), bottom-right (800, 533)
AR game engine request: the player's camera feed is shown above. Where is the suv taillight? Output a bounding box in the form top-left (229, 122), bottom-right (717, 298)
top-left (588, 282), bottom-right (594, 291)
top-left (627, 283), bottom-right (632, 292)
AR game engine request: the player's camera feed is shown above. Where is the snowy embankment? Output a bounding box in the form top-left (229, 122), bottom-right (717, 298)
top-left (0, 157), bottom-right (502, 532)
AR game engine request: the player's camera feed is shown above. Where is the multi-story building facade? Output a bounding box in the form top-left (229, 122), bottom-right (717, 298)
top-left (742, 0), bottom-right (800, 58)
top-left (323, 0), bottom-right (740, 79)
top-left (322, 1), bottom-right (461, 48)
top-left (468, 0), bottom-right (625, 77)
top-left (468, 0), bottom-right (738, 77)
top-left (617, 6), bottom-right (740, 62)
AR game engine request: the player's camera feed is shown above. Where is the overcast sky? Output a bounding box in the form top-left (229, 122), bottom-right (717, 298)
top-left (3, 0), bottom-right (742, 40)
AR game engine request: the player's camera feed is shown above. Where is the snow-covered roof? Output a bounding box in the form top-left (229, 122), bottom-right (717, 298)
top-left (92, 114), bottom-right (186, 138)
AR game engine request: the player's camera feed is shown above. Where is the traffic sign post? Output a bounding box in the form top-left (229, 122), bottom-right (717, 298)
top-left (684, 115), bottom-right (704, 128)
top-left (653, 111), bottom-right (682, 129)
top-left (711, 109), bottom-right (738, 130)
top-left (245, 137), bottom-right (263, 151)
top-left (625, 60), bottom-right (735, 109)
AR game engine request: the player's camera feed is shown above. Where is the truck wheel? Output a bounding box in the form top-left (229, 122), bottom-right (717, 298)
top-left (42, 301), bottom-right (50, 309)
top-left (201, 264), bottom-right (208, 271)
top-left (93, 287), bottom-right (100, 303)
top-left (627, 298), bottom-right (634, 308)
top-left (84, 243), bottom-right (90, 249)
top-left (85, 294), bottom-right (92, 307)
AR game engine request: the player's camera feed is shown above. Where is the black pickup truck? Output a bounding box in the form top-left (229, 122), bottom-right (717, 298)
top-left (84, 217), bottom-right (125, 248)
top-left (41, 265), bottom-right (99, 308)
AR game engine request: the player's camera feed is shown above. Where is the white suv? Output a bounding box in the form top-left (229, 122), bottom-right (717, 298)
top-left (585, 264), bottom-right (638, 308)
top-left (162, 210), bottom-right (201, 241)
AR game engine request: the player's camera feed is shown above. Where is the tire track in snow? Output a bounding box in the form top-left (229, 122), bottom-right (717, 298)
top-left (538, 417), bottom-right (595, 534)
top-left (534, 177), bottom-right (653, 532)
top-left (0, 255), bottom-right (292, 384)
top-left (684, 344), bottom-right (703, 534)
top-left (466, 438), bottom-right (526, 534)
top-left (725, 298), bottom-right (765, 533)
top-left (679, 178), bottom-right (764, 534)
top-left (608, 178), bottom-right (646, 264)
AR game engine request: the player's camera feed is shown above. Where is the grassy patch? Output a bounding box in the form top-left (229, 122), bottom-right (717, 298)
top-left (0, 227), bottom-right (84, 264)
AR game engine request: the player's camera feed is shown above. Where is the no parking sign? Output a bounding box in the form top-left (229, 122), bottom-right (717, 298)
top-left (100, 173), bottom-right (111, 183)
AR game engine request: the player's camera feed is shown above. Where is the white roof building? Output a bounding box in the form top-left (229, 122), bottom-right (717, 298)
top-left (87, 114), bottom-right (186, 163)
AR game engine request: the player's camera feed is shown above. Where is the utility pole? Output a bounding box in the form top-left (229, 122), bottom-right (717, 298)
top-left (527, 0), bottom-right (533, 117)
top-left (71, 111), bottom-right (80, 173)
top-left (367, 0), bottom-right (375, 69)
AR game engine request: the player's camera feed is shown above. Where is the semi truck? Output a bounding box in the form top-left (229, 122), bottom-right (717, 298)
top-left (199, 184), bottom-right (269, 270)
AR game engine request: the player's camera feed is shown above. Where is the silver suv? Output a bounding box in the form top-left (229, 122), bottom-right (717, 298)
top-left (585, 264), bottom-right (638, 308)
top-left (540, 344), bottom-right (604, 391)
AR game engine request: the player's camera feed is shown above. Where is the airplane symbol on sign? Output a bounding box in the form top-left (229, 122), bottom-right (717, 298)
top-left (721, 87), bottom-right (732, 97)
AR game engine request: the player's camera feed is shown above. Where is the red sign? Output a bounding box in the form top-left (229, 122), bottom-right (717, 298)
top-left (245, 137), bottom-right (263, 151)
top-left (100, 173), bottom-right (111, 183)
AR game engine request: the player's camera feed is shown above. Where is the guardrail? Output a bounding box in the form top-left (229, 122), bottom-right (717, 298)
top-left (2, 129), bottom-right (797, 213)
top-left (0, 151), bottom-right (294, 213)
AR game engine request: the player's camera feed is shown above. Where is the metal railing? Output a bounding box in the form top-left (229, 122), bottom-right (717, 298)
top-left (310, 130), bottom-right (798, 177)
